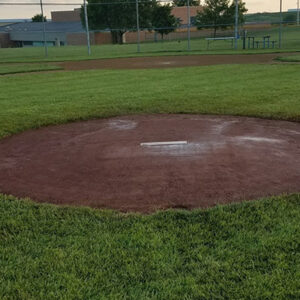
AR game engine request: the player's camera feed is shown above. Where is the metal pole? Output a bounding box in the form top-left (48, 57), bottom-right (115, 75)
top-left (234, 0), bottom-right (239, 49)
top-left (279, 0), bottom-right (283, 48)
top-left (136, 0), bottom-right (140, 53)
top-left (84, 0), bottom-right (91, 55)
top-left (187, 0), bottom-right (191, 51)
top-left (297, 0), bottom-right (299, 26)
top-left (40, 0), bottom-right (48, 57)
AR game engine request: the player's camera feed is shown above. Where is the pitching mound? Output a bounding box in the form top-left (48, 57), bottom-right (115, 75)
top-left (0, 115), bottom-right (299, 212)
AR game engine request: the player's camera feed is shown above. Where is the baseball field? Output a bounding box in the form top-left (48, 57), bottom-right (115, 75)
top-left (0, 47), bottom-right (299, 299)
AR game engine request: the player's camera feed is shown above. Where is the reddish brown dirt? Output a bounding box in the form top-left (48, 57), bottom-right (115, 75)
top-left (61, 53), bottom-right (287, 71)
top-left (0, 115), bottom-right (299, 213)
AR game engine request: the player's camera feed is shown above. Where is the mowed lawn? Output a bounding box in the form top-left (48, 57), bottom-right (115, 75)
top-left (0, 63), bottom-right (300, 299)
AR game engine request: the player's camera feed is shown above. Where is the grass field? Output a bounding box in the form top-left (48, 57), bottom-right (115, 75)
top-left (0, 25), bottom-right (299, 63)
top-left (0, 62), bottom-right (300, 298)
top-left (1, 193), bottom-right (299, 299)
top-left (0, 63), bottom-right (61, 75)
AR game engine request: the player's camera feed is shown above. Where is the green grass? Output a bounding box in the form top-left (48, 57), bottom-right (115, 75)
top-left (0, 24), bottom-right (299, 63)
top-left (277, 54), bottom-right (300, 62)
top-left (0, 63), bottom-right (62, 75)
top-left (0, 63), bottom-right (300, 298)
top-left (0, 64), bottom-right (300, 139)
top-left (0, 44), bottom-right (298, 64)
top-left (1, 193), bottom-right (299, 299)
top-left (0, 44), bottom-right (278, 63)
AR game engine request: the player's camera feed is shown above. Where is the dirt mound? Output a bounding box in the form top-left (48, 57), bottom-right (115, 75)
top-left (0, 115), bottom-right (299, 212)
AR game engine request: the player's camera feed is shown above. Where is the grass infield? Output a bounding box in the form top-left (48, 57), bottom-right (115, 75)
top-left (0, 64), bottom-right (300, 139)
top-left (0, 63), bottom-right (299, 299)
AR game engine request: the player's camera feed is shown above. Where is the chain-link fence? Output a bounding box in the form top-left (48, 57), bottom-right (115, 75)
top-left (0, 1), bottom-right (299, 59)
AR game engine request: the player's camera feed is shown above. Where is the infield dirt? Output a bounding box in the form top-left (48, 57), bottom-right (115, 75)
top-left (61, 53), bottom-right (295, 71)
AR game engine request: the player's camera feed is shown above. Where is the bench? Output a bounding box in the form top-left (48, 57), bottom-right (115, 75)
top-left (247, 36), bottom-right (256, 49)
top-left (205, 37), bottom-right (235, 50)
top-left (255, 40), bottom-right (277, 49)
top-left (263, 35), bottom-right (271, 48)
top-left (271, 40), bottom-right (277, 48)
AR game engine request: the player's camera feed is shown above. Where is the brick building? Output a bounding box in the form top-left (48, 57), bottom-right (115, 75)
top-left (50, 6), bottom-right (203, 25)
top-left (51, 8), bottom-right (81, 22)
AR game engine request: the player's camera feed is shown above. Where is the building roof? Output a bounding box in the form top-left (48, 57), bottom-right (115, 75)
top-left (0, 21), bottom-right (85, 33)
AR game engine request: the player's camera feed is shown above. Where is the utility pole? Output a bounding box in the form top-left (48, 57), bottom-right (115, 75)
top-left (84, 0), bottom-right (91, 55)
top-left (187, 0), bottom-right (191, 51)
top-left (234, 0), bottom-right (239, 49)
top-left (40, 0), bottom-right (48, 57)
top-left (279, 0), bottom-right (283, 48)
top-left (136, 0), bottom-right (140, 53)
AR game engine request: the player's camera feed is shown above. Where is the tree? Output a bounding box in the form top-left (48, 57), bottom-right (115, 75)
top-left (195, 0), bottom-right (247, 37)
top-left (227, 0), bottom-right (247, 25)
top-left (173, 0), bottom-right (200, 6)
top-left (152, 4), bottom-right (180, 39)
top-left (82, 0), bottom-right (157, 44)
top-left (32, 14), bottom-right (47, 22)
top-left (283, 12), bottom-right (297, 24)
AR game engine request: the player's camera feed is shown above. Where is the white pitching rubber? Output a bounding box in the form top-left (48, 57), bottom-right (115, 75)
top-left (140, 141), bottom-right (188, 146)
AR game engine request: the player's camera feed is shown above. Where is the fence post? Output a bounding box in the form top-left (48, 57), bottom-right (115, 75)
top-left (84, 0), bottom-right (91, 55)
top-left (40, 0), bottom-right (48, 57)
top-left (187, 0), bottom-right (191, 51)
top-left (234, 0), bottom-right (238, 50)
top-left (279, 0), bottom-right (282, 48)
top-left (136, 0), bottom-right (141, 53)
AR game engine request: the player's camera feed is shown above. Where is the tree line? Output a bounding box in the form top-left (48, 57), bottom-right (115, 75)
top-left (32, 0), bottom-right (247, 43)
top-left (81, 0), bottom-right (247, 43)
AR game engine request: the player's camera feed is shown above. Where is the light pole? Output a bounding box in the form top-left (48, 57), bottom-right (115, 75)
top-left (297, 0), bottom-right (299, 26)
top-left (187, 0), bottom-right (191, 51)
top-left (84, 0), bottom-right (91, 55)
top-left (234, 0), bottom-right (239, 49)
top-left (40, 0), bottom-right (48, 57)
top-left (279, 0), bottom-right (283, 48)
top-left (136, 0), bottom-right (140, 53)
top-left (135, 0), bottom-right (141, 53)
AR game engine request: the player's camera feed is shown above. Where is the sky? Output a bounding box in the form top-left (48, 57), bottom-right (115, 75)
top-left (0, 0), bottom-right (298, 19)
